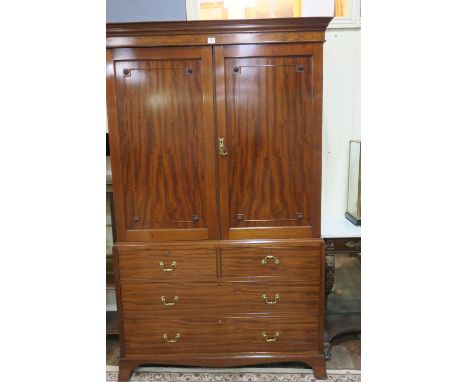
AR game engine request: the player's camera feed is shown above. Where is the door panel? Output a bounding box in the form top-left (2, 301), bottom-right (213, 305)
top-left (108, 47), bottom-right (217, 241)
top-left (215, 44), bottom-right (322, 239)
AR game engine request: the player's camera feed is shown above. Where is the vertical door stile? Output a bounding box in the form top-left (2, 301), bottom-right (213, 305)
top-left (214, 45), bottom-right (231, 239)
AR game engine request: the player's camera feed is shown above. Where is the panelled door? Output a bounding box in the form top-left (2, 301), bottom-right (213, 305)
top-left (215, 44), bottom-right (323, 239)
top-left (107, 47), bottom-right (217, 241)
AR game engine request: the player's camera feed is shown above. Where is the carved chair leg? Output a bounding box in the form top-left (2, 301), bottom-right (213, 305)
top-left (325, 254), bottom-right (336, 297)
top-left (324, 341), bottom-right (331, 361)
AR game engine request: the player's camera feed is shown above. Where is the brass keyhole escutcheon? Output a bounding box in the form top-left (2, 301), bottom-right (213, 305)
top-left (218, 138), bottom-right (229, 156)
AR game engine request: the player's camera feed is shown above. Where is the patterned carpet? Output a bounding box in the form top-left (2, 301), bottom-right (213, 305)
top-left (106, 365), bottom-right (361, 382)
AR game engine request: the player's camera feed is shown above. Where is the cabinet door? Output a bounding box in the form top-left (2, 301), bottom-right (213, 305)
top-left (107, 47), bottom-right (217, 241)
top-left (215, 44), bottom-right (322, 239)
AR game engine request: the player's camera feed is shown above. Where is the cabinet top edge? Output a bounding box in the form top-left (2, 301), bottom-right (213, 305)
top-left (106, 17), bottom-right (333, 37)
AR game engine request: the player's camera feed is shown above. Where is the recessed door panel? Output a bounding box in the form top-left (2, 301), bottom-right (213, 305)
top-left (108, 47), bottom-right (216, 241)
top-left (215, 44), bottom-right (322, 239)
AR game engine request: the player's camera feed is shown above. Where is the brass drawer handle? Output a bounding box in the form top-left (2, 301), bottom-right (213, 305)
top-left (261, 255), bottom-right (280, 265)
top-left (159, 261), bottom-right (177, 272)
top-left (345, 241), bottom-right (360, 250)
top-left (161, 296), bottom-right (179, 306)
top-left (163, 333), bottom-right (181, 343)
top-left (262, 293), bottom-right (280, 304)
top-left (262, 331), bottom-right (280, 342)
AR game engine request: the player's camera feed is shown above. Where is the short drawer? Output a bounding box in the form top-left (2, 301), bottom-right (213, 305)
top-left (118, 248), bottom-right (217, 280)
top-left (220, 247), bottom-right (321, 279)
top-left (120, 281), bottom-right (320, 316)
top-left (120, 281), bottom-right (218, 316)
top-left (123, 316), bottom-right (320, 355)
top-left (324, 237), bottom-right (361, 253)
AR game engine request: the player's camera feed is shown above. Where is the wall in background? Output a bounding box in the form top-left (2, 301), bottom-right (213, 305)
top-left (106, 0), bottom-right (186, 22)
top-left (322, 28), bottom-right (361, 222)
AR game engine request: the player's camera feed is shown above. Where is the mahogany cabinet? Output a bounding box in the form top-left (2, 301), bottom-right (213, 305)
top-left (107, 17), bottom-right (332, 382)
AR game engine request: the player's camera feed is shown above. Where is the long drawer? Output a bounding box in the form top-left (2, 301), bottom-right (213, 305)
top-left (120, 280), bottom-right (320, 316)
top-left (118, 248), bottom-right (217, 280)
top-left (221, 247), bottom-right (321, 279)
top-left (123, 316), bottom-right (320, 354)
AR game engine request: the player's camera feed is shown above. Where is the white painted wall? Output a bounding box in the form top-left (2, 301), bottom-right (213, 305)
top-left (322, 27), bottom-right (361, 223)
top-left (302, 0), bottom-right (334, 16)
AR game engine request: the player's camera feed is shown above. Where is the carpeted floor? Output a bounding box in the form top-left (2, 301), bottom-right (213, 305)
top-left (106, 365), bottom-right (361, 382)
top-left (106, 334), bottom-right (360, 382)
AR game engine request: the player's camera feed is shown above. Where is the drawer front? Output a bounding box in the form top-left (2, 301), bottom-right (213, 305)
top-left (219, 281), bottom-right (320, 315)
top-left (221, 247), bottom-right (321, 279)
top-left (120, 281), bottom-right (218, 316)
top-left (124, 317), bottom-right (221, 354)
top-left (123, 316), bottom-right (320, 355)
top-left (220, 316), bottom-right (320, 353)
top-left (118, 249), bottom-right (217, 280)
top-left (120, 281), bottom-right (320, 316)
top-left (324, 237), bottom-right (361, 253)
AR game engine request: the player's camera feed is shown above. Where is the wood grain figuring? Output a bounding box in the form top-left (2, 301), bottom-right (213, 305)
top-left (228, 226), bottom-right (313, 239)
top-left (216, 44), bottom-right (322, 239)
top-left (106, 18), bottom-right (331, 382)
top-left (116, 59), bottom-right (202, 229)
top-left (118, 249), bottom-right (217, 280)
top-left (123, 316), bottom-right (320, 354)
top-left (221, 247), bottom-right (321, 279)
top-left (218, 281), bottom-right (320, 315)
top-left (120, 280), bottom-right (320, 316)
top-left (227, 57), bottom-right (306, 227)
top-left (108, 46), bottom-right (217, 241)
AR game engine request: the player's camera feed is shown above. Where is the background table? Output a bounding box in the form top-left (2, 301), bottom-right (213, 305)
top-left (322, 216), bottom-right (361, 360)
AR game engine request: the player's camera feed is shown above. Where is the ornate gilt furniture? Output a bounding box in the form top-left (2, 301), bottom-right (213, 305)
top-left (106, 17), bottom-right (332, 382)
top-left (323, 236), bottom-right (361, 360)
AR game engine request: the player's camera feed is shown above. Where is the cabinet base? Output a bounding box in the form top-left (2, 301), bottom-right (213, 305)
top-left (118, 353), bottom-right (327, 381)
